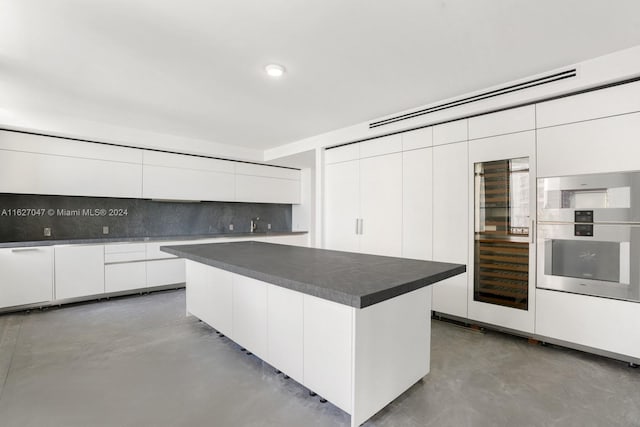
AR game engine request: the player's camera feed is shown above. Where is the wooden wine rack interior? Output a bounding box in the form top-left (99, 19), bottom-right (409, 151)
top-left (475, 159), bottom-right (529, 310)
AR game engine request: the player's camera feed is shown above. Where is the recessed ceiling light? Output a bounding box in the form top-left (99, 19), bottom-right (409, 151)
top-left (265, 64), bottom-right (286, 78)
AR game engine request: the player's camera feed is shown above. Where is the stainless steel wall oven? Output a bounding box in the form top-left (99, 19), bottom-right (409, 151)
top-left (537, 171), bottom-right (640, 302)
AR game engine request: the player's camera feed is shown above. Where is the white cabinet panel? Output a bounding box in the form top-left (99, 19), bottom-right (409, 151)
top-left (433, 119), bottom-right (467, 146)
top-left (232, 274), bottom-right (268, 361)
top-left (186, 262), bottom-right (233, 336)
top-left (432, 141), bottom-right (468, 317)
top-left (303, 294), bottom-right (353, 413)
top-left (402, 127), bottom-right (432, 151)
top-left (235, 174), bottom-right (301, 204)
top-left (0, 149), bottom-right (143, 198)
top-left (235, 163), bottom-right (300, 180)
top-left (536, 289), bottom-right (640, 359)
top-left (146, 259), bottom-right (185, 287)
top-left (360, 152), bottom-right (402, 257)
top-left (0, 130), bottom-right (142, 163)
top-left (145, 242), bottom-right (178, 260)
top-left (143, 150), bottom-right (234, 173)
top-left (324, 160), bottom-right (360, 252)
top-left (267, 285), bottom-right (304, 383)
top-left (537, 80), bottom-right (640, 128)
top-left (54, 245), bottom-right (104, 300)
top-left (537, 112), bottom-right (640, 177)
top-left (325, 143), bottom-right (360, 164)
top-left (0, 247), bottom-right (53, 309)
top-left (142, 164), bottom-right (235, 201)
top-left (402, 148), bottom-right (432, 260)
top-left (105, 262), bottom-right (146, 293)
top-left (359, 134), bottom-right (402, 158)
top-left (468, 105), bottom-right (535, 140)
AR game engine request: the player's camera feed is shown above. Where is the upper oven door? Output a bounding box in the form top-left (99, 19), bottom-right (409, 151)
top-left (537, 171), bottom-right (640, 223)
top-left (537, 223), bottom-right (640, 302)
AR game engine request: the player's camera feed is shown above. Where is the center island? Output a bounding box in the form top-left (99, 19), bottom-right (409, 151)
top-left (161, 241), bottom-right (465, 427)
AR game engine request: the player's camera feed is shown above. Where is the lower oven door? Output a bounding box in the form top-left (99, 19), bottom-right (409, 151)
top-left (537, 223), bottom-right (640, 302)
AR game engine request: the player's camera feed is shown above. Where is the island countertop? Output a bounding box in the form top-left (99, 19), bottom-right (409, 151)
top-left (161, 241), bottom-right (465, 308)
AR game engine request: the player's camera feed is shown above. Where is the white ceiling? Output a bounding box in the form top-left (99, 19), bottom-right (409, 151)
top-left (2, 0), bottom-right (640, 152)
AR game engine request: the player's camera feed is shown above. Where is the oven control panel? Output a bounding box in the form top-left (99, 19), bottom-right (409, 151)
top-left (574, 210), bottom-right (594, 236)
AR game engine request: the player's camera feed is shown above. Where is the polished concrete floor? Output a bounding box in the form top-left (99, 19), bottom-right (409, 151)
top-left (0, 289), bottom-right (638, 427)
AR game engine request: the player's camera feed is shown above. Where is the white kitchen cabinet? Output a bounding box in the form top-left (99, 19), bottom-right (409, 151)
top-left (0, 247), bottom-right (53, 309)
top-left (536, 289), bottom-right (640, 359)
top-left (232, 274), bottom-right (268, 361)
top-left (467, 131), bottom-right (536, 333)
top-left (324, 158), bottom-right (360, 252)
top-left (537, 112), bottom-right (640, 177)
top-left (468, 105), bottom-right (535, 140)
top-left (267, 285), bottom-right (304, 384)
top-left (433, 119), bottom-right (467, 146)
top-left (432, 141), bottom-right (469, 318)
top-left (324, 148), bottom-right (402, 257)
top-left (537, 80), bottom-right (640, 128)
top-left (235, 163), bottom-right (301, 204)
top-left (105, 262), bottom-right (146, 293)
top-left (359, 134), bottom-right (402, 158)
top-left (0, 131), bottom-right (143, 199)
top-left (146, 259), bottom-right (185, 287)
top-left (303, 294), bottom-right (353, 413)
top-left (0, 149), bottom-right (143, 198)
top-left (359, 152), bottom-right (402, 256)
top-left (54, 245), bottom-right (105, 300)
top-left (142, 165), bottom-right (236, 202)
top-left (402, 127), bottom-right (432, 151)
top-left (402, 148), bottom-right (433, 260)
top-left (186, 261), bottom-right (233, 336)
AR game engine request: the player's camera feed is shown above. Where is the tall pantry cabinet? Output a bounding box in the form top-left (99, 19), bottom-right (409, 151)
top-left (324, 135), bottom-right (403, 257)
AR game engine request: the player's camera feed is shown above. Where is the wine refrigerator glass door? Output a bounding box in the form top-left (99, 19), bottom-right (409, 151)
top-left (468, 131), bottom-right (536, 333)
top-left (474, 158), bottom-right (530, 310)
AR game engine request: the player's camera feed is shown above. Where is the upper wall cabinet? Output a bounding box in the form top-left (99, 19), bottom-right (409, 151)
top-left (433, 119), bottom-right (467, 146)
top-left (537, 111), bottom-right (640, 177)
top-left (0, 131), bottom-right (143, 198)
top-left (359, 134), bottom-right (402, 158)
top-left (235, 163), bottom-right (301, 204)
top-left (402, 127), bottom-right (432, 151)
top-left (142, 151), bottom-right (236, 202)
top-left (468, 106), bottom-right (535, 140)
top-left (537, 80), bottom-right (640, 128)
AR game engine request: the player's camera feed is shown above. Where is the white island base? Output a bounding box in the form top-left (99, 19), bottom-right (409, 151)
top-left (185, 261), bottom-right (432, 427)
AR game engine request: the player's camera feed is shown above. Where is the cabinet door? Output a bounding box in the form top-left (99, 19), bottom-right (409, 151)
top-left (468, 131), bottom-right (536, 333)
top-left (232, 274), bottom-right (268, 361)
top-left (303, 294), bottom-right (353, 413)
top-left (402, 148), bottom-right (433, 260)
top-left (432, 142), bottom-right (469, 318)
top-left (146, 259), bottom-right (185, 287)
top-left (54, 245), bottom-right (105, 300)
top-left (324, 160), bottom-right (360, 252)
top-left (360, 152), bottom-right (403, 257)
top-left (186, 262), bottom-right (233, 336)
top-left (537, 112), bottom-right (640, 177)
top-left (235, 175), bottom-right (301, 204)
top-left (142, 165), bottom-right (236, 202)
top-left (0, 247), bottom-right (53, 308)
top-left (267, 285), bottom-right (304, 383)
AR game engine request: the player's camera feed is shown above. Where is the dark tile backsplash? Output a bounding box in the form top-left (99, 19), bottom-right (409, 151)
top-left (0, 194), bottom-right (292, 242)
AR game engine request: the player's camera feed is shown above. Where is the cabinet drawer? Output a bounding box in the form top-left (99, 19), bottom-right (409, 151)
top-left (145, 242), bottom-right (178, 260)
top-left (146, 259), bottom-right (185, 287)
top-left (104, 243), bottom-right (146, 263)
top-left (105, 262), bottom-right (146, 293)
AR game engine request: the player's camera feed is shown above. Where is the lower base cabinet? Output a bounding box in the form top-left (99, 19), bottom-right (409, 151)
top-left (55, 245), bottom-right (105, 299)
top-left (146, 258), bottom-right (185, 287)
top-left (105, 262), bottom-right (147, 293)
top-left (185, 261), bottom-right (432, 427)
top-left (535, 289), bottom-right (640, 360)
top-left (432, 273), bottom-right (468, 319)
top-left (0, 247), bottom-right (53, 309)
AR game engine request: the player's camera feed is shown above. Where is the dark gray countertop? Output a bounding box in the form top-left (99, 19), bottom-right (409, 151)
top-left (161, 241), bottom-right (466, 309)
top-left (0, 231), bottom-right (308, 249)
